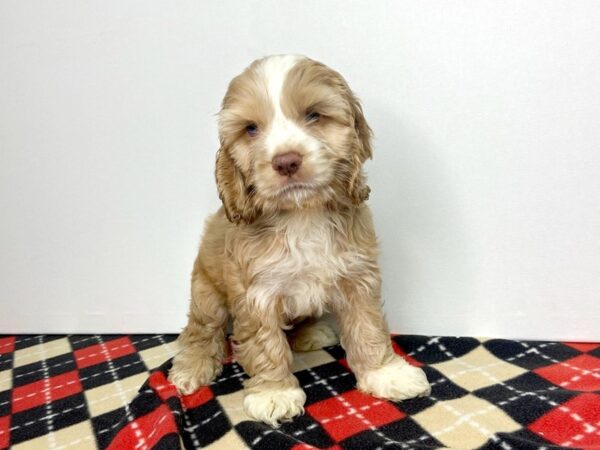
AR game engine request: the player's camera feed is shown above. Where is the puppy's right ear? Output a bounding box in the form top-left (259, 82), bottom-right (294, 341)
top-left (215, 146), bottom-right (257, 224)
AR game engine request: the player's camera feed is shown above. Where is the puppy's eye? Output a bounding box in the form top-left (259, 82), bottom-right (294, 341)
top-left (245, 123), bottom-right (259, 137)
top-left (305, 111), bottom-right (320, 123)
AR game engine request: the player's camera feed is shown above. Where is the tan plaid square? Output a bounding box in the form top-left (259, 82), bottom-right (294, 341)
top-left (0, 369), bottom-right (11, 392)
top-left (291, 349), bottom-right (335, 372)
top-left (203, 429), bottom-right (247, 449)
top-left (413, 394), bottom-right (521, 449)
top-left (432, 345), bottom-right (526, 391)
top-left (85, 372), bottom-right (149, 417)
top-left (13, 338), bottom-right (71, 368)
top-left (139, 340), bottom-right (180, 371)
top-left (217, 389), bottom-right (250, 426)
top-left (12, 421), bottom-right (97, 450)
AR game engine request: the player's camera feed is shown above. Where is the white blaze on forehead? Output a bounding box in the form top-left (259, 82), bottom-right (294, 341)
top-left (261, 54), bottom-right (304, 109)
top-left (259, 55), bottom-right (319, 158)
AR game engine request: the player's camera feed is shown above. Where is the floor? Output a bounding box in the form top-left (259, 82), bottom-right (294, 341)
top-left (1, 334), bottom-right (600, 449)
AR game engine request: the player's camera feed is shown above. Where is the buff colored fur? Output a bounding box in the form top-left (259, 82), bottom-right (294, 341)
top-left (168, 55), bottom-right (430, 426)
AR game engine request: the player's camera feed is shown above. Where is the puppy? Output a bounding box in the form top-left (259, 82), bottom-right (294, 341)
top-left (168, 55), bottom-right (430, 426)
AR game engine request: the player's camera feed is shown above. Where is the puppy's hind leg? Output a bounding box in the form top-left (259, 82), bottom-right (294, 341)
top-left (289, 316), bottom-right (339, 352)
top-left (169, 270), bottom-right (228, 395)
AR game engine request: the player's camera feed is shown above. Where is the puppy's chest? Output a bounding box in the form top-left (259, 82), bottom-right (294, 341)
top-left (268, 229), bottom-right (340, 283)
top-left (275, 233), bottom-right (338, 280)
top-left (250, 217), bottom-right (353, 315)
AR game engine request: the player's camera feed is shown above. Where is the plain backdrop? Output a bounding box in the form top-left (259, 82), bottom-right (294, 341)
top-left (1, 1), bottom-right (599, 340)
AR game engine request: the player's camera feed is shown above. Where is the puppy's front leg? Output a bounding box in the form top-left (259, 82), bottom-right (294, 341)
top-left (233, 303), bottom-right (305, 427)
top-left (169, 268), bottom-right (228, 395)
top-left (336, 277), bottom-right (431, 401)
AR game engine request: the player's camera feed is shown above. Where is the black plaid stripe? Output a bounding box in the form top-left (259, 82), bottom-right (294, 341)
top-left (0, 356), bottom-right (12, 374)
top-left (280, 413), bottom-right (335, 448)
top-left (13, 335), bottom-right (65, 352)
top-left (12, 351), bottom-right (77, 388)
top-left (323, 340), bottom-right (348, 361)
top-left (479, 428), bottom-right (561, 450)
top-left (79, 353), bottom-right (147, 391)
top-left (483, 339), bottom-right (581, 370)
top-left (0, 342), bottom-right (13, 373)
top-left (68, 335), bottom-right (123, 351)
top-left (9, 393), bottom-right (89, 445)
top-left (91, 406), bottom-right (127, 450)
top-left (152, 434), bottom-right (182, 450)
top-left (340, 416), bottom-right (443, 449)
top-left (130, 334), bottom-right (178, 353)
top-left (236, 421), bottom-right (305, 450)
top-left (211, 361), bottom-right (248, 396)
top-left (399, 366), bottom-right (470, 416)
top-left (0, 390), bottom-right (10, 418)
top-left (181, 398), bottom-right (230, 448)
top-left (297, 361), bottom-right (356, 406)
top-left (473, 371), bottom-right (579, 426)
top-left (393, 335), bottom-right (482, 365)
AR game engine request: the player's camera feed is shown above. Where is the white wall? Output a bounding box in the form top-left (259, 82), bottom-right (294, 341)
top-left (1, 1), bottom-right (599, 340)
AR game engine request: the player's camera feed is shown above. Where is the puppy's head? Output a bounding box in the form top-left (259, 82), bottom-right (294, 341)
top-left (216, 55), bottom-right (372, 224)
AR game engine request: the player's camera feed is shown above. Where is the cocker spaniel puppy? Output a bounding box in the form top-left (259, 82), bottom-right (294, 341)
top-left (168, 55), bottom-right (430, 426)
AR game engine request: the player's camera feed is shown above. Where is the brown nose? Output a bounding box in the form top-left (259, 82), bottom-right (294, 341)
top-left (272, 152), bottom-right (302, 176)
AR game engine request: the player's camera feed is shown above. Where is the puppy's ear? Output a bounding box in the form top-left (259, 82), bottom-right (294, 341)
top-left (347, 92), bottom-right (373, 205)
top-left (215, 145), bottom-right (258, 224)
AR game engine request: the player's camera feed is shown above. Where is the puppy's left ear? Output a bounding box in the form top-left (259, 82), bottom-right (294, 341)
top-left (347, 92), bottom-right (373, 205)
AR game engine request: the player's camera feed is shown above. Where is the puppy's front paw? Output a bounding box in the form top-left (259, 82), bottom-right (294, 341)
top-left (357, 356), bottom-right (431, 401)
top-left (168, 351), bottom-right (222, 395)
top-left (244, 387), bottom-right (306, 427)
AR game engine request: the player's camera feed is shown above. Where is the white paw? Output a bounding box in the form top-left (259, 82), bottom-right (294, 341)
top-left (168, 353), bottom-right (222, 395)
top-left (291, 321), bottom-right (339, 352)
top-left (357, 356), bottom-right (431, 401)
top-left (244, 387), bottom-right (306, 427)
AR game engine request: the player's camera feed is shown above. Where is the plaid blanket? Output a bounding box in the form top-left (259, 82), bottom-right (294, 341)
top-left (0, 335), bottom-right (599, 449)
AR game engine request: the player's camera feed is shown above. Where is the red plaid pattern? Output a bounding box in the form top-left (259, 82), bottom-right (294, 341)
top-left (0, 416), bottom-right (9, 449)
top-left (529, 393), bottom-right (600, 447)
top-left (11, 370), bottom-right (82, 413)
top-left (74, 337), bottom-right (136, 369)
top-left (307, 389), bottom-right (405, 441)
top-left (106, 404), bottom-right (178, 450)
top-left (1, 334), bottom-right (600, 449)
top-left (535, 354), bottom-right (600, 391)
top-left (0, 339), bottom-right (15, 355)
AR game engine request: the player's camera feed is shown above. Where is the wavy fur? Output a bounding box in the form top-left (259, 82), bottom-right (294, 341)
top-left (168, 55), bottom-right (430, 425)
